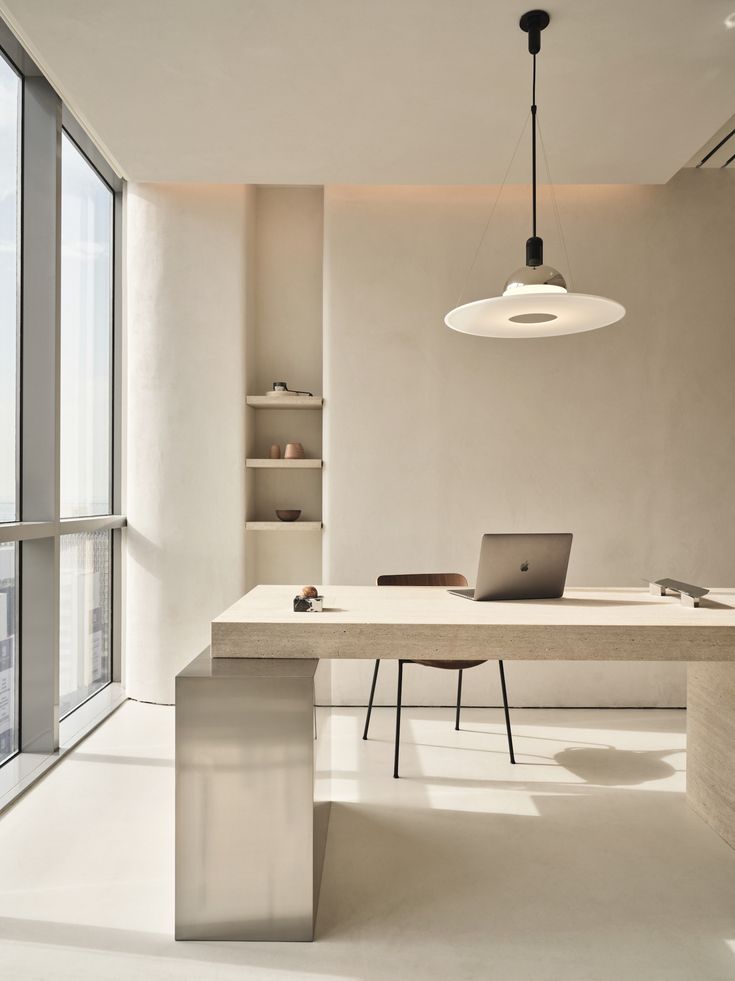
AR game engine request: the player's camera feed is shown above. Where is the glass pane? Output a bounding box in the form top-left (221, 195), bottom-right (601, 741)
top-left (0, 54), bottom-right (20, 523)
top-left (59, 531), bottom-right (112, 718)
top-left (0, 542), bottom-right (18, 764)
top-left (60, 133), bottom-right (113, 518)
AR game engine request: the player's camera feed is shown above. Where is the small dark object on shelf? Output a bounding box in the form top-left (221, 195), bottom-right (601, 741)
top-left (275, 509), bottom-right (301, 522)
top-left (272, 381), bottom-right (314, 396)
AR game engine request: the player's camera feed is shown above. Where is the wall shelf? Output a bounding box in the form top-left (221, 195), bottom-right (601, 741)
top-left (247, 396), bottom-right (323, 410)
top-left (246, 458), bottom-right (322, 469)
top-left (246, 521), bottom-right (323, 532)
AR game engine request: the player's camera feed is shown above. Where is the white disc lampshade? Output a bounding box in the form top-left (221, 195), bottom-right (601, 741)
top-left (445, 288), bottom-right (626, 338)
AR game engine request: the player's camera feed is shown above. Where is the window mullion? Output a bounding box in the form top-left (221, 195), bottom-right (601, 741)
top-left (19, 74), bottom-right (62, 754)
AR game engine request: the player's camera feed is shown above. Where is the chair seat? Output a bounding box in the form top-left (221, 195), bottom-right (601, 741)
top-left (410, 659), bottom-right (487, 670)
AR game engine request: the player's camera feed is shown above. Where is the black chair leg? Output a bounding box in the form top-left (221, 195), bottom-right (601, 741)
top-left (393, 660), bottom-right (405, 778)
top-left (498, 660), bottom-right (516, 764)
top-left (455, 669), bottom-right (463, 730)
top-left (362, 659), bottom-right (381, 740)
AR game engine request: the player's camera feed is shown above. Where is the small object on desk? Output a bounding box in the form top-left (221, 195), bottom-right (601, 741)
top-left (269, 444), bottom-right (281, 459)
top-left (284, 442), bottom-right (305, 459)
top-left (649, 578), bottom-right (709, 608)
top-left (275, 509), bottom-right (301, 522)
top-left (294, 586), bottom-right (323, 612)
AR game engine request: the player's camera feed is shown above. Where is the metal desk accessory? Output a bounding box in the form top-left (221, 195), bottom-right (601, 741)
top-left (648, 578), bottom-right (709, 608)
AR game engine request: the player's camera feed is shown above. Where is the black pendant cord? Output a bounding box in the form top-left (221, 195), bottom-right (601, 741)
top-left (531, 52), bottom-right (537, 239)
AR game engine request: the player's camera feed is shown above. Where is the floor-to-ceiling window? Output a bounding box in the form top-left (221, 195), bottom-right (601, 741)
top-left (0, 22), bottom-right (124, 782)
top-left (59, 134), bottom-right (115, 718)
top-left (0, 48), bottom-right (21, 766)
top-left (60, 133), bottom-right (113, 521)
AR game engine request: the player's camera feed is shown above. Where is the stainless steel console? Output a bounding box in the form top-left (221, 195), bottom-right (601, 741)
top-left (175, 650), bottom-right (328, 941)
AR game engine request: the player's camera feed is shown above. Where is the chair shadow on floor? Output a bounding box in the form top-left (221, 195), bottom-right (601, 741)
top-left (553, 746), bottom-right (677, 785)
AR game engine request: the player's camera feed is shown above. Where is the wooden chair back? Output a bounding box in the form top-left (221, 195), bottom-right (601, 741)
top-left (376, 573), bottom-right (468, 588)
top-left (376, 572), bottom-right (479, 669)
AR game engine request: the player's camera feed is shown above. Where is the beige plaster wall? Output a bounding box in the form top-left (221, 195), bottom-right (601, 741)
top-left (323, 169), bottom-right (735, 706)
top-left (125, 184), bottom-right (251, 703)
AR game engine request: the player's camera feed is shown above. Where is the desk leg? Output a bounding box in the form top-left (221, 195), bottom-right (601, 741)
top-left (175, 656), bottom-right (328, 940)
top-left (687, 662), bottom-right (735, 850)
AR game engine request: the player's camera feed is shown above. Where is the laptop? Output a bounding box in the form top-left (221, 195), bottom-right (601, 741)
top-left (449, 533), bottom-right (573, 601)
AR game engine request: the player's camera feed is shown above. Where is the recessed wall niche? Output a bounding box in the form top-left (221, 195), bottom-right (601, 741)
top-left (245, 186), bottom-right (324, 590)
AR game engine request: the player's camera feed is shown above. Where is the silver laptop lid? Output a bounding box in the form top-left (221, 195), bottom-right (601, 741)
top-left (473, 533), bottom-right (573, 601)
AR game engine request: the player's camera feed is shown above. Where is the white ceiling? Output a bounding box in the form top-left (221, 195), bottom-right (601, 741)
top-left (1, 0), bottom-right (734, 184)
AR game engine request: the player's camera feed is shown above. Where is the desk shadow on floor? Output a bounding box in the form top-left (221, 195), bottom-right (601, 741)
top-left (554, 746), bottom-right (677, 785)
top-left (313, 799), bottom-right (735, 980)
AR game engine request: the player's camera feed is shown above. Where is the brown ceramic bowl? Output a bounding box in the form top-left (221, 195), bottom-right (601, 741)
top-left (276, 509), bottom-right (301, 522)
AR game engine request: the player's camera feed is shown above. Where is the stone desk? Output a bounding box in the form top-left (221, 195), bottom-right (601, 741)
top-left (175, 585), bottom-right (735, 941)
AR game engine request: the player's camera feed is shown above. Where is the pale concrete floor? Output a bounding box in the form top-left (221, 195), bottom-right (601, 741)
top-left (1, 701), bottom-right (734, 981)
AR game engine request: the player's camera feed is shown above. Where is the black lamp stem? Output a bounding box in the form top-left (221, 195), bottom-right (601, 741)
top-left (520, 9), bottom-right (549, 268)
top-left (526, 48), bottom-right (542, 267)
top-left (531, 53), bottom-right (537, 240)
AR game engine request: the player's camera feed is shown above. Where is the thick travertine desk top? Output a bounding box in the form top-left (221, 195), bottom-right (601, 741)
top-left (211, 585), bottom-right (735, 661)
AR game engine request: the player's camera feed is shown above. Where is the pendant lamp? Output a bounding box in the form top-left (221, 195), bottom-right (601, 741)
top-left (445, 10), bottom-right (625, 339)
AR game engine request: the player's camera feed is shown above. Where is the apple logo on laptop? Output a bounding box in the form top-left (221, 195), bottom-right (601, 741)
top-left (520, 561), bottom-right (530, 572)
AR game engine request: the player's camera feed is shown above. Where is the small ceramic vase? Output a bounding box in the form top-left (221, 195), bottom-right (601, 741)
top-left (269, 444), bottom-right (281, 459)
top-left (284, 442), bottom-right (305, 459)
